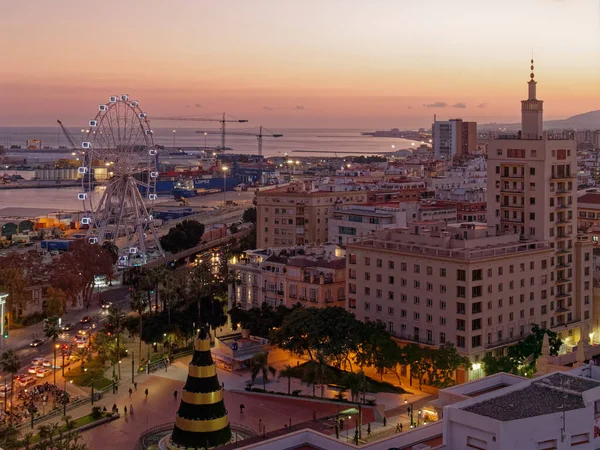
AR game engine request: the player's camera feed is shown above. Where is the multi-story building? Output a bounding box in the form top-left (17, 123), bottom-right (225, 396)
top-left (228, 244), bottom-right (346, 310)
top-left (577, 191), bottom-right (600, 245)
top-left (328, 204), bottom-right (408, 245)
top-left (256, 183), bottom-right (369, 248)
top-left (347, 223), bottom-right (555, 372)
top-left (487, 61), bottom-right (594, 345)
top-left (432, 118), bottom-right (477, 159)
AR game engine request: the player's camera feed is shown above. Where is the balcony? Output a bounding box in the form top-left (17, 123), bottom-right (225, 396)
top-left (556, 262), bottom-right (571, 269)
top-left (556, 277), bottom-right (571, 284)
top-left (556, 292), bottom-right (570, 299)
top-left (501, 173), bottom-right (524, 179)
top-left (556, 203), bottom-right (570, 210)
top-left (551, 174), bottom-right (575, 180)
top-left (502, 203), bottom-right (525, 209)
top-left (501, 217), bottom-right (524, 224)
top-left (485, 334), bottom-right (525, 350)
top-left (501, 187), bottom-right (525, 194)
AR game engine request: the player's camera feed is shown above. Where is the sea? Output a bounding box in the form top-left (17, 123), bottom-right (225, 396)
top-left (0, 126), bottom-right (423, 212)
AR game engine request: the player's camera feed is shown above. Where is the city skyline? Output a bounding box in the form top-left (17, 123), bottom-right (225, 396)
top-left (1, 0), bottom-right (599, 128)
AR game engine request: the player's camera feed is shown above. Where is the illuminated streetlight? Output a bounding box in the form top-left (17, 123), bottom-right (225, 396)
top-left (222, 166), bottom-right (228, 206)
top-left (204, 132), bottom-right (208, 147)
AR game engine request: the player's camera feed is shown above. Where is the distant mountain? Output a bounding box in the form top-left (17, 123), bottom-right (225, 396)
top-left (545, 110), bottom-right (600, 129)
top-left (480, 110), bottom-right (600, 130)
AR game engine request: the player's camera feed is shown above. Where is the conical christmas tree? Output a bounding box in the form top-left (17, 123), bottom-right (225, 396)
top-left (170, 327), bottom-right (231, 449)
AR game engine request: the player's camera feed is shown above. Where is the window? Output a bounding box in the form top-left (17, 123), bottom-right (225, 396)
top-left (414, 280), bottom-right (420, 289)
top-left (472, 302), bottom-right (482, 314)
top-left (376, 289), bottom-right (382, 298)
top-left (457, 336), bottom-right (465, 348)
top-left (457, 319), bottom-right (466, 331)
top-left (498, 266), bottom-right (503, 275)
top-left (440, 332), bottom-right (446, 344)
top-left (457, 286), bottom-right (466, 298)
top-left (472, 269), bottom-right (482, 281)
top-left (457, 302), bottom-right (466, 314)
top-left (426, 314), bottom-right (433, 323)
top-left (414, 312), bottom-right (420, 320)
top-left (388, 291), bottom-right (394, 300)
top-left (376, 274), bottom-right (382, 282)
top-left (472, 286), bottom-right (482, 297)
top-left (440, 317), bottom-right (446, 325)
top-left (530, 197), bottom-right (535, 205)
top-left (388, 307), bottom-right (394, 315)
top-left (472, 335), bottom-right (482, 348)
top-left (536, 439), bottom-right (557, 450)
top-left (427, 282), bottom-right (433, 291)
top-left (414, 264), bottom-right (420, 273)
top-left (530, 167), bottom-right (535, 175)
top-left (414, 296), bottom-right (420, 304)
top-left (364, 302), bottom-right (371, 311)
top-left (570, 433), bottom-right (589, 446)
top-left (466, 436), bottom-right (487, 450)
top-left (389, 276), bottom-right (395, 284)
top-left (440, 285), bottom-right (447, 293)
top-left (427, 266), bottom-right (433, 275)
top-left (365, 272), bottom-right (371, 281)
top-left (365, 257), bottom-right (370, 266)
top-left (364, 287), bottom-right (370, 295)
top-left (388, 261), bottom-right (395, 269)
top-left (401, 309), bottom-right (407, 317)
top-left (401, 263), bottom-right (407, 271)
top-left (440, 300), bottom-right (447, 309)
top-left (472, 319), bottom-right (481, 330)
top-left (440, 268), bottom-right (446, 277)
top-left (427, 298), bottom-right (433, 307)
top-left (376, 304), bottom-right (382, 312)
top-left (457, 269), bottom-right (466, 281)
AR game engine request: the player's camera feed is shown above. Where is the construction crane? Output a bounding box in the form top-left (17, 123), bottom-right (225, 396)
top-left (153, 113), bottom-right (248, 151)
top-left (201, 126), bottom-right (282, 156)
top-left (56, 119), bottom-right (79, 151)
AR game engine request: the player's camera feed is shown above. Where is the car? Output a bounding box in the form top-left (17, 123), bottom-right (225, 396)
top-left (31, 357), bottom-right (46, 366)
top-left (36, 368), bottom-right (52, 378)
top-left (41, 360), bottom-right (52, 368)
top-left (61, 323), bottom-right (74, 332)
top-left (27, 365), bottom-right (37, 374)
top-left (29, 339), bottom-right (44, 348)
top-left (16, 375), bottom-right (36, 388)
top-left (101, 302), bottom-right (112, 310)
top-left (80, 316), bottom-right (93, 324)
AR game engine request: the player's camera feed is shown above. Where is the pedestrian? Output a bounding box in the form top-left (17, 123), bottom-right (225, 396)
top-left (134, 382), bottom-right (138, 391)
top-left (400, 423), bottom-right (403, 432)
top-left (130, 404), bottom-right (134, 415)
top-left (239, 404), bottom-right (245, 414)
top-left (174, 390), bottom-right (178, 400)
top-left (395, 423), bottom-right (401, 433)
top-left (124, 406), bottom-right (128, 416)
top-left (367, 423), bottom-right (371, 436)
top-left (383, 416), bottom-right (387, 427)
top-left (112, 404), bottom-right (117, 414)
top-left (335, 424), bottom-right (339, 439)
top-left (258, 419), bottom-right (262, 432)
top-left (129, 388), bottom-right (132, 397)
top-left (145, 388), bottom-right (148, 399)
top-left (312, 411), bottom-right (316, 421)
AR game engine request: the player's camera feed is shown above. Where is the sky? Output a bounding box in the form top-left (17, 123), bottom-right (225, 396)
top-left (1, 0), bottom-right (599, 129)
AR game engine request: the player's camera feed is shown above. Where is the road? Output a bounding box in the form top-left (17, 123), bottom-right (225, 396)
top-left (4, 286), bottom-right (131, 379)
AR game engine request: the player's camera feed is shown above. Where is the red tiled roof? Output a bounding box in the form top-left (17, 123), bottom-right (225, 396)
top-left (579, 193), bottom-right (600, 205)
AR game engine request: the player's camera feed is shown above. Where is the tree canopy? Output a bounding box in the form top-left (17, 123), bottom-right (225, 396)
top-left (242, 207), bottom-right (257, 224)
top-left (160, 220), bottom-right (205, 253)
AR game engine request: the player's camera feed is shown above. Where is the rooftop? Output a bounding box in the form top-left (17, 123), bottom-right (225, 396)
top-left (462, 373), bottom-right (600, 421)
top-left (578, 192), bottom-right (600, 205)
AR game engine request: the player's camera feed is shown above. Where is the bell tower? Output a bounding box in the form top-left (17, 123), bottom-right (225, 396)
top-left (521, 59), bottom-right (544, 139)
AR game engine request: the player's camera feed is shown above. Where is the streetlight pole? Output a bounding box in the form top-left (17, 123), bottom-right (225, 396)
top-left (222, 166), bottom-right (228, 206)
top-left (204, 132), bottom-right (207, 147)
top-left (0, 293), bottom-right (6, 351)
top-left (172, 130), bottom-right (176, 148)
top-left (131, 350), bottom-right (135, 384)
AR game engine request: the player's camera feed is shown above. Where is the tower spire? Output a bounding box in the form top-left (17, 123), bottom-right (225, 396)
top-left (521, 57), bottom-right (543, 139)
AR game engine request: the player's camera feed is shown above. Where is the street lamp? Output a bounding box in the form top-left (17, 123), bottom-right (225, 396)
top-left (222, 166), bottom-right (228, 206)
top-left (0, 293), bottom-right (7, 348)
top-left (204, 132), bottom-right (208, 147)
top-left (172, 130), bottom-right (176, 148)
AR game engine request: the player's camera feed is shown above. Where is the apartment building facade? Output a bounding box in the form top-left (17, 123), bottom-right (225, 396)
top-left (577, 192), bottom-right (600, 245)
top-left (228, 245), bottom-right (346, 310)
top-left (486, 63), bottom-right (594, 344)
top-left (432, 118), bottom-right (477, 159)
top-left (328, 204), bottom-right (408, 245)
top-left (347, 224), bottom-right (556, 371)
top-left (256, 184), bottom-right (369, 248)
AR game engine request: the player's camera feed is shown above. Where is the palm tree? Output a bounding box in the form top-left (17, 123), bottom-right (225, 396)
top-left (250, 352), bottom-right (276, 391)
top-left (303, 354), bottom-right (332, 398)
top-left (279, 364), bottom-right (294, 395)
top-left (340, 371), bottom-right (365, 403)
top-left (1, 349), bottom-right (20, 424)
top-left (107, 306), bottom-right (125, 379)
top-left (130, 290), bottom-right (147, 359)
top-left (44, 316), bottom-right (61, 386)
top-left (74, 346), bottom-right (90, 373)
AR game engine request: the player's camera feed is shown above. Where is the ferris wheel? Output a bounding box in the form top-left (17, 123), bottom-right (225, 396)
top-left (78, 94), bottom-right (163, 267)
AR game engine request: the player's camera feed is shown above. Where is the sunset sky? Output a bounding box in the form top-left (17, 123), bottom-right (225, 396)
top-left (1, 0), bottom-right (599, 128)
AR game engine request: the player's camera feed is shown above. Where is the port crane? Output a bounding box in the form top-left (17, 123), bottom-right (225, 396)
top-left (200, 126), bottom-right (282, 156)
top-left (56, 119), bottom-right (79, 152)
top-left (152, 113), bottom-right (248, 151)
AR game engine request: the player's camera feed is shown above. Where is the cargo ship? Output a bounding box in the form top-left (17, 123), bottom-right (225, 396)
top-left (361, 129), bottom-right (431, 140)
top-left (156, 170), bottom-right (241, 198)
